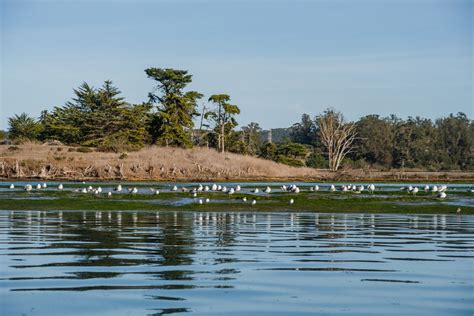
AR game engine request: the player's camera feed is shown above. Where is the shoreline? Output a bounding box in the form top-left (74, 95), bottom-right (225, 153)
top-left (1, 174), bottom-right (474, 183)
top-left (1, 209), bottom-right (471, 215)
top-left (1, 144), bottom-right (473, 183)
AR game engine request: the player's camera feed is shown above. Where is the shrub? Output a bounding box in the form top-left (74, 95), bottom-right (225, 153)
top-left (259, 142), bottom-right (277, 160)
top-left (77, 147), bottom-right (93, 153)
top-left (8, 113), bottom-right (42, 141)
top-left (276, 155), bottom-right (305, 167)
top-left (11, 137), bottom-right (35, 145)
top-left (20, 159), bottom-right (42, 169)
top-left (97, 135), bottom-right (142, 153)
top-left (341, 158), bottom-right (370, 170)
top-left (306, 152), bottom-right (328, 168)
top-left (276, 143), bottom-right (307, 159)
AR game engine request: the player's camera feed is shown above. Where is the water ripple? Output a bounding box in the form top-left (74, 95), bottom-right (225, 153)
top-left (1, 211), bottom-right (473, 316)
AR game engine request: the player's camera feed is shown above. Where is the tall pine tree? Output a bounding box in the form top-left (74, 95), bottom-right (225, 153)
top-left (42, 81), bottom-right (150, 150)
top-left (145, 68), bottom-right (202, 147)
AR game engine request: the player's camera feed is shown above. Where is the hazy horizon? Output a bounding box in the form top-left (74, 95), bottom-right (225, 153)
top-left (1, 0), bottom-right (472, 130)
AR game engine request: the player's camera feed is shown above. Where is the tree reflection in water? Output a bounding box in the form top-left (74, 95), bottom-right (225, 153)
top-left (2, 211), bottom-right (473, 316)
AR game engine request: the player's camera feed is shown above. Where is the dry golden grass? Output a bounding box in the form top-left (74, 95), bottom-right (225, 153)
top-left (1, 143), bottom-right (473, 181)
top-left (0, 143), bottom-right (326, 180)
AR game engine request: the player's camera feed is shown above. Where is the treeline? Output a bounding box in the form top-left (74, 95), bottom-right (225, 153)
top-left (6, 68), bottom-right (243, 152)
top-left (289, 112), bottom-right (473, 171)
top-left (5, 67), bottom-right (473, 171)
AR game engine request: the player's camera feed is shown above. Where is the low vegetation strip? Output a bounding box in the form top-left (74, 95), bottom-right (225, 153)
top-left (1, 144), bottom-right (473, 182)
top-left (1, 182), bottom-right (472, 214)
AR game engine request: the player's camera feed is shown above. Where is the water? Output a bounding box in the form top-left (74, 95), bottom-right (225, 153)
top-left (2, 181), bottom-right (473, 193)
top-left (1, 211), bottom-right (473, 315)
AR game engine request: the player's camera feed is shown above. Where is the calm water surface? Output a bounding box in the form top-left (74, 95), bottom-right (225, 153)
top-left (0, 211), bottom-right (473, 315)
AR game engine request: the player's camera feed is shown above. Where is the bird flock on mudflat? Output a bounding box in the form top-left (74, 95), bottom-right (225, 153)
top-left (401, 184), bottom-right (450, 199)
top-left (9, 181), bottom-right (473, 207)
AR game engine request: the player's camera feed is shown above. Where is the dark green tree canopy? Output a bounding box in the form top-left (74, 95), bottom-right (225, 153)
top-left (42, 81), bottom-right (150, 150)
top-left (8, 113), bottom-right (42, 141)
top-left (435, 112), bottom-right (473, 170)
top-left (290, 113), bottom-right (316, 145)
top-left (205, 94), bottom-right (240, 153)
top-left (145, 67), bottom-right (202, 147)
top-left (354, 114), bottom-right (395, 166)
top-left (240, 122), bottom-right (262, 155)
top-left (145, 68), bottom-right (193, 101)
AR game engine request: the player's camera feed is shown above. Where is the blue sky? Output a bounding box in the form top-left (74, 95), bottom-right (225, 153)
top-left (1, 0), bottom-right (472, 130)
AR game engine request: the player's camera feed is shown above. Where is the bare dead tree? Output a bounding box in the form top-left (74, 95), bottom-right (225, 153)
top-left (317, 109), bottom-right (357, 171)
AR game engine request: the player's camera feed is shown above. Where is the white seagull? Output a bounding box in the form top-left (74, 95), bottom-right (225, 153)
top-left (437, 192), bottom-right (447, 199)
top-left (368, 184), bottom-right (375, 193)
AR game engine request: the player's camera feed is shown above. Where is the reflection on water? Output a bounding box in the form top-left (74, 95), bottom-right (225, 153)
top-left (0, 211), bottom-right (473, 315)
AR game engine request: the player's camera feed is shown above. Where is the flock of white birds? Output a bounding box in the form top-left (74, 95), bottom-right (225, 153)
top-left (8, 181), bottom-right (474, 206)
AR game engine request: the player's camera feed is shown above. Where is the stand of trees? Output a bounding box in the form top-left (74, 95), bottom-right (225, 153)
top-left (40, 81), bottom-right (151, 151)
top-left (289, 112), bottom-right (473, 171)
top-left (5, 67), bottom-right (473, 171)
top-left (204, 94), bottom-right (240, 153)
